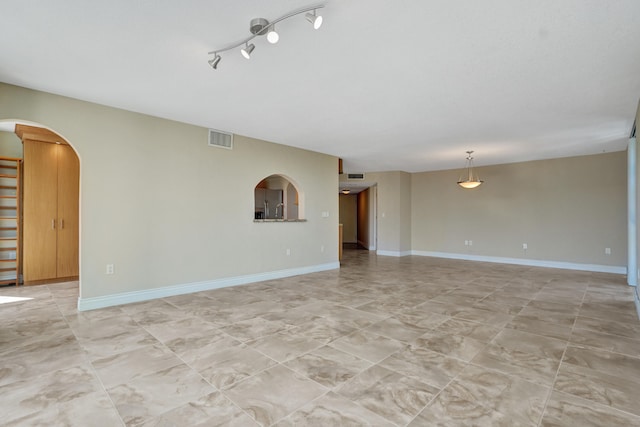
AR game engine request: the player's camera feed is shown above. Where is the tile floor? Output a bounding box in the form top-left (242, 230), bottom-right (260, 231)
top-left (1, 250), bottom-right (640, 426)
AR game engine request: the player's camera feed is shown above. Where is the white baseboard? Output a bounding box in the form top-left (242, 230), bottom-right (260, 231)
top-left (410, 250), bottom-right (627, 275)
top-left (77, 262), bottom-right (340, 312)
top-left (377, 250), bottom-right (412, 257)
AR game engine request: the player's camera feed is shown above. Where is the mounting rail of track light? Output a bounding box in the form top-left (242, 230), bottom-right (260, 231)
top-left (207, 3), bottom-right (325, 70)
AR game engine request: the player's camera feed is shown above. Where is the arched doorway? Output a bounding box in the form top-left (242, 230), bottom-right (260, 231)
top-left (0, 120), bottom-right (80, 287)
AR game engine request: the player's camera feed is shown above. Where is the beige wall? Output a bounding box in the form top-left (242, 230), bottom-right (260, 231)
top-left (412, 152), bottom-right (627, 266)
top-left (357, 189), bottom-right (370, 248)
top-left (0, 131), bottom-right (22, 158)
top-left (0, 83), bottom-right (339, 300)
top-left (339, 194), bottom-right (357, 243)
top-left (340, 153), bottom-right (626, 268)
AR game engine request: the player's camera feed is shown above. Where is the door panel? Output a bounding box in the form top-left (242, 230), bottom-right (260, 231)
top-left (23, 140), bottom-right (58, 281)
top-left (56, 145), bottom-right (79, 277)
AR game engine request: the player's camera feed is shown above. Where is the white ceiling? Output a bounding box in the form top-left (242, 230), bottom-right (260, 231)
top-left (1, 0), bottom-right (639, 173)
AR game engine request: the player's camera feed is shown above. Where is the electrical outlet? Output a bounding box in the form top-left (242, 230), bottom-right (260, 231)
top-left (523, 243), bottom-right (528, 250)
top-left (468, 240), bottom-right (473, 246)
top-left (106, 264), bottom-right (114, 275)
top-left (464, 240), bottom-right (469, 246)
top-left (320, 245), bottom-right (324, 253)
top-left (286, 248), bottom-right (291, 256)
top-left (605, 248), bottom-right (611, 255)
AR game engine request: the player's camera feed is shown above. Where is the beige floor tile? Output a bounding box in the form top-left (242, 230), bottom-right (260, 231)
top-left (540, 391), bottom-right (640, 427)
top-left (275, 391), bottom-right (394, 427)
top-left (141, 315), bottom-right (221, 343)
top-left (562, 345), bottom-right (640, 382)
top-left (569, 327), bottom-right (640, 357)
top-left (379, 344), bottom-right (467, 388)
top-left (0, 364), bottom-right (105, 424)
top-left (289, 316), bottom-right (358, 344)
top-left (92, 343), bottom-right (184, 388)
top-left (506, 315), bottom-right (573, 341)
top-left (77, 328), bottom-right (160, 359)
top-left (107, 363), bottom-right (215, 426)
top-left (284, 345), bottom-right (372, 389)
top-left (139, 391), bottom-right (258, 427)
top-left (247, 331), bottom-right (324, 362)
top-left (432, 318), bottom-right (501, 342)
top-left (471, 329), bottom-right (566, 385)
top-left (516, 305), bottom-right (578, 326)
top-left (163, 329), bottom-right (241, 360)
top-left (364, 316), bottom-right (432, 342)
top-left (219, 317), bottom-right (291, 342)
top-left (453, 306), bottom-right (514, 327)
top-left (393, 309), bottom-right (450, 329)
top-left (578, 301), bottom-right (639, 324)
top-left (574, 315), bottom-right (640, 340)
top-left (224, 364), bottom-right (328, 427)
top-left (4, 391), bottom-right (124, 427)
top-left (436, 364), bottom-right (549, 426)
top-left (414, 329), bottom-right (488, 361)
top-left (411, 393), bottom-right (527, 427)
top-left (189, 344), bottom-right (278, 389)
top-left (336, 365), bottom-right (438, 425)
top-left (0, 331), bottom-right (88, 386)
top-left (330, 330), bottom-right (405, 363)
top-left (125, 299), bottom-right (191, 326)
top-left (554, 346), bottom-right (640, 416)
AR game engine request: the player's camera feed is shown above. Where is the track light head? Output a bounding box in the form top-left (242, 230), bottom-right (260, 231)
top-left (267, 25), bottom-right (279, 44)
top-left (208, 54), bottom-right (221, 70)
top-left (241, 43), bottom-right (255, 59)
top-left (305, 10), bottom-right (323, 29)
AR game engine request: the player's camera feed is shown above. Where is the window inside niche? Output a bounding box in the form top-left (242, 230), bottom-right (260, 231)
top-left (254, 174), bottom-right (303, 221)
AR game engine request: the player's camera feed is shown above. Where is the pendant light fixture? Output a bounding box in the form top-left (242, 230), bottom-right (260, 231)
top-left (207, 3), bottom-right (325, 70)
top-left (457, 151), bottom-right (484, 189)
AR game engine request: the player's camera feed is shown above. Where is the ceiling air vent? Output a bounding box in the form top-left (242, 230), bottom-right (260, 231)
top-left (208, 129), bottom-right (233, 149)
top-left (347, 173), bottom-right (365, 180)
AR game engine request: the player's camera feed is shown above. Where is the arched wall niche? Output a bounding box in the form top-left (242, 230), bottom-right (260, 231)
top-left (254, 173), bottom-right (305, 221)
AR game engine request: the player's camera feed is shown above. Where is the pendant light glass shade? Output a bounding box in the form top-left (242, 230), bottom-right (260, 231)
top-left (458, 180), bottom-right (483, 189)
top-left (457, 151), bottom-right (484, 189)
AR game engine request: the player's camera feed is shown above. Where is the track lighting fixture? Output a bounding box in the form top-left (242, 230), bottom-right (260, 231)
top-left (207, 3), bottom-right (325, 70)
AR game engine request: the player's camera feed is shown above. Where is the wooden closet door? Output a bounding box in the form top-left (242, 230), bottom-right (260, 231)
top-left (56, 145), bottom-right (79, 277)
top-left (23, 140), bottom-right (58, 281)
